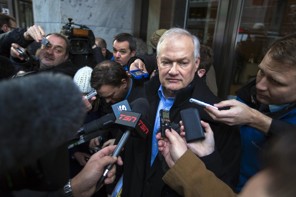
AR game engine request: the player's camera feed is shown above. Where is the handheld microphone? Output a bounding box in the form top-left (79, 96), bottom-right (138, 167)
top-left (77, 100), bottom-right (131, 135)
top-left (180, 108), bottom-right (205, 142)
top-left (77, 113), bottom-right (116, 135)
top-left (96, 130), bottom-right (131, 188)
top-left (126, 98), bottom-right (151, 138)
top-left (96, 98), bottom-right (150, 188)
top-left (71, 100), bottom-right (132, 150)
top-left (111, 99), bottom-right (131, 118)
top-left (115, 111), bottom-right (149, 138)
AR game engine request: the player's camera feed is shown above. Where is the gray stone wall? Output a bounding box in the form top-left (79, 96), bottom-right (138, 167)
top-left (33, 0), bottom-right (136, 51)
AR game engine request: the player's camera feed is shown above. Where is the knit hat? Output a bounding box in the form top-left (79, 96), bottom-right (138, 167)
top-left (150, 29), bottom-right (167, 49)
top-left (73, 66), bottom-right (94, 94)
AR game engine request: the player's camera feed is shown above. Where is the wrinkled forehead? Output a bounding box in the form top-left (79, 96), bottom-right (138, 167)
top-left (265, 53), bottom-right (296, 73)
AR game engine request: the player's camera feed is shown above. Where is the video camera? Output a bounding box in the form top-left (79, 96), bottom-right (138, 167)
top-left (61, 18), bottom-right (94, 55)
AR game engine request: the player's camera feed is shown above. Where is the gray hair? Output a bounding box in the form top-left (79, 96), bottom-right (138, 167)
top-left (156, 27), bottom-right (200, 60)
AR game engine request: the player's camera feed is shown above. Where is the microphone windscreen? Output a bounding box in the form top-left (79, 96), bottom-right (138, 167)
top-left (0, 73), bottom-right (86, 172)
top-left (130, 98), bottom-right (151, 137)
top-left (130, 98), bottom-right (150, 115)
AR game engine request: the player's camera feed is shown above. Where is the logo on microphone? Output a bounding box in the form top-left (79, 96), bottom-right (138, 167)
top-left (138, 120), bottom-right (149, 135)
top-left (116, 111), bottom-right (149, 139)
top-left (111, 100), bottom-right (131, 118)
top-left (117, 111), bottom-right (141, 127)
top-left (117, 105), bottom-right (127, 111)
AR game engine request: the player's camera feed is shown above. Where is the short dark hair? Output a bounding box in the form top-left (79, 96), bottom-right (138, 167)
top-left (0, 13), bottom-right (16, 27)
top-left (95, 37), bottom-right (107, 49)
top-left (91, 60), bottom-right (128, 89)
top-left (113, 33), bottom-right (136, 52)
top-left (199, 45), bottom-right (213, 74)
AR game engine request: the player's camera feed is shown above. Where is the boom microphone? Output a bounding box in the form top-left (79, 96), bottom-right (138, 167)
top-left (0, 73), bottom-right (86, 173)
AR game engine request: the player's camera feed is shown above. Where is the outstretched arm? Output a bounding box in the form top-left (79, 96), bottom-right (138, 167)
top-left (205, 99), bottom-right (272, 134)
top-left (71, 145), bottom-right (123, 197)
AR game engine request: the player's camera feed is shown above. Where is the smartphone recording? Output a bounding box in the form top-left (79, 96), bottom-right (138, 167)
top-left (189, 98), bottom-right (218, 110)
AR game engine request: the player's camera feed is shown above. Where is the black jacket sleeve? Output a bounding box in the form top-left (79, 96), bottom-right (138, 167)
top-left (0, 28), bottom-right (34, 57)
top-left (136, 53), bottom-right (157, 74)
top-left (92, 46), bottom-right (105, 65)
top-left (127, 54), bottom-right (157, 75)
top-left (268, 119), bottom-right (296, 136)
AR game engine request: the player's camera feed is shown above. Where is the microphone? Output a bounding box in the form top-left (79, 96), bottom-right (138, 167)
top-left (77, 113), bottom-right (116, 134)
top-left (0, 73), bottom-right (86, 173)
top-left (76, 99), bottom-right (132, 135)
top-left (96, 98), bottom-right (150, 188)
top-left (124, 97), bottom-right (150, 138)
top-left (180, 108), bottom-right (205, 142)
top-left (111, 99), bottom-right (131, 118)
top-left (96, 130), bottom-right (131, 189)
top-left (115, 111), bottom-right (149, 139)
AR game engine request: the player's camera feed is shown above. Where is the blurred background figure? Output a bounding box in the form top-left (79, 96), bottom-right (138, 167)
top-left (197, 44), bottom-right (218, 95)
top-left (150, 29), bottom-right (167, 54)
top-left (0, 13), bottom-right (17, 34)
top-left (95, 37), bottom-right (113, 60)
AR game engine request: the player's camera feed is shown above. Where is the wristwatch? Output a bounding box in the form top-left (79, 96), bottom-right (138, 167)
top-left (63, 179), bottom-right (73, 197)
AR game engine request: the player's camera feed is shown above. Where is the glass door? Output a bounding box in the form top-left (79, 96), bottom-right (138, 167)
top-left (186, 0), bottom-right (219, 46)
top-left (230, 0), bottom-right (296, 95)
top-left (149, 0), bottom-right (296, 98)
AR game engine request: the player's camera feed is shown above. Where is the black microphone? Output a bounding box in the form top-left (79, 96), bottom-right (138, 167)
top-left (76, 99), bottom-right (132, 135)
top-left (70, 100), bottom-right (132, 150)
top-left (96, 129), bottom-right (131, 189)
top-left (125, 97), bottom-right (150, 138)
top-left (180, 108), bottom-right (205, 142)
top-left (96, 98), bottom-right (150, 188)
top-left (77, 113), bottom-right (116, 134)
top-left (0, 73), bottom-right (86, 173)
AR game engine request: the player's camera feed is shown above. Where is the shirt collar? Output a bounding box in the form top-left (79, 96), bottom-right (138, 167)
top-left (269, 104), bottom-right (290, 113)
top-left (158, 85), bottom-right (175, 104)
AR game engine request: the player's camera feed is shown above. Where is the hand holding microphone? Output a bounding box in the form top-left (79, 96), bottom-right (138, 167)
top-left (180, 120), bottom-right (215, 157)
top-left (156, 129), bottom-right (188, 168)
top-left (157, 114), bottom-right (215, 169)
top-left (96, 131), bottom-right (130, 189)
top-left (71, 145), bottom-right (123, 197)
top-left (96, 98), bottom-right (151, 188)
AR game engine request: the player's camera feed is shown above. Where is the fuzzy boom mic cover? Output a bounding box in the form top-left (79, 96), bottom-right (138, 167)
top-left (0, 73), bottom-right (86, 173)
